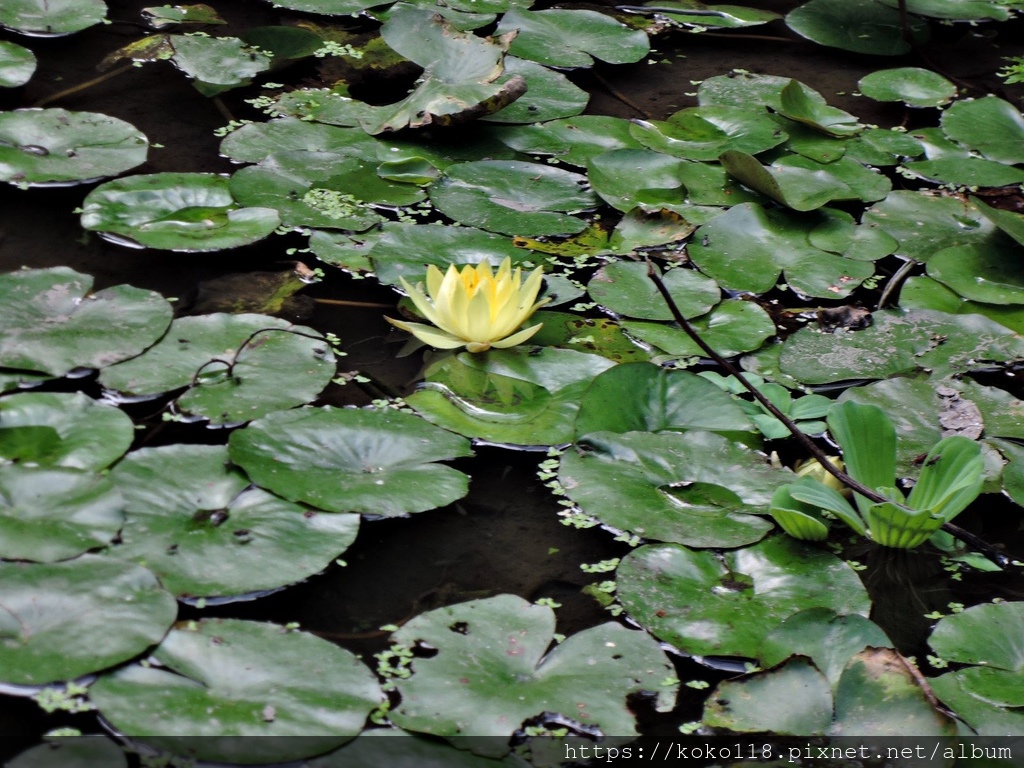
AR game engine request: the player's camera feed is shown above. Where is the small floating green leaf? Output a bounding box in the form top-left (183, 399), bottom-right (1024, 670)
top-left (0, 40), bottom-right (36, 88)
top-left (857, 67), bottom-right (956, 108)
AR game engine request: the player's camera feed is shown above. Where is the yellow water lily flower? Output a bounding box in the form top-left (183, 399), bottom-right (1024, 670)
top-left (386, 258), bottom-right (549, 353)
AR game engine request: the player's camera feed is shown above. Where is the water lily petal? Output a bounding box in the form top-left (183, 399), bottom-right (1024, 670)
top-left (398, 276), bottom-right (446, 330)
top-left (384, 317), bottom-right (466, 349)
top-left (490, 322), bottom-right (544, 349)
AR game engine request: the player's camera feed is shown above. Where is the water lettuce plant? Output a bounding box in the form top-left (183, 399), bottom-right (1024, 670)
top-left (386, 258), bottom-right (549, 352)
top-left (771, 401), bottom-right (984, 547)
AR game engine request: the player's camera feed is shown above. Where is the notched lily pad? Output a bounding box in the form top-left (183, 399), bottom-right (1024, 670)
top-left (0, 0), bottom-right (107, 36)
top-left (89, 619), bottom-right (382, 764)
top-left (0, 464), bottom-right (123, 562)
top-left (0, 555), bottom-right (176, 685)
top-left (631, 105), bottom-right (786, 162)
top-left (0, 267), bottom-right (172, 377)
top-left (559, 430), bottom-right (783, 547)
top-left (857, 67), bottom-right (956, 108)
top-left (110, 445), bottom-right (360, 599)
top-left (389, 594), bottom-right (676, 757)
top-left (80, 173), bottom-right (281, 251)
top-left (99, 313), bottom-right (336, 425)
top-left (0, 109), bottom-right (147, 186)
top-left (0, 40), bottom-right (36, 88)
top-left (496, 8), bottom-right (649, 68)
top-left (229, 406), bottom-right (473, 517)
top-left (622, 299), bottom-right (777, 359)
top-left (785, 0), bottom-right (928, 55)
top-left (615, 536), bottom-right (871, 657)
top-left (587, 261), bottom-right (719, 321)
top-left (406, 346), bottom-right (615, 446)
top-left (429, 160), bottom-right (596, 236)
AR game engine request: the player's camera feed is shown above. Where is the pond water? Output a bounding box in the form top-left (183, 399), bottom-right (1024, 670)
top-left (4, 0), bottom-right (1024, 760)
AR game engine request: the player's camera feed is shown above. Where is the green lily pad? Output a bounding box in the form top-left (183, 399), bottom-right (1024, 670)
top-left (845, 128), bottom-right (925, 166)
top-left (0, 267), bottom-right (172, 377)
top-left (688, 203), bottom-right (873, 297)
top-left (807, 208), bottom-right (898, 261)
top-left (482, 56), bottom-right (590, 124)
top-left (929, 670), bottom-right (1024, 735)
top-left (219, 118), bottom-right (377, 165)
top-left (858, 67), bottom-right (956, 108)
top-left (229, 406), bottom-right (472, 516)
top-left (641, 1), bottom-right (780, 28)
top-left (0, 0), bottom-right (106, 36)
top-left (930, 601), bottom-right (1024, 671)
top-left (575, 363), bottom-right (752, 436)
top-left (607, 207), bottom-right (695, 253)
top-left (720, 151), bottom-right (890, 211)
top-left (268, 87), bottom-right (372, 128)
top-left (0, 109), bottom-right (147, 186)
top-left (406, 347), bottom-right (615, 446)
top-left (490, 115), bottom-right (643, 168)
top-left (785, 0), bottom-right (928, 55)
top-left (704, 657), bottom-right (834, 734)
top-left (559, 430), bottom-right (782, 547)
top-left (0, 391), bottom-right (134, 470)
top-left (162, 34), bottom-right (271, 94)
top-left (0, 555), bottom-right (176, 685)
top-left (256, 0), bottom-right (388, 13)
top-left (6, 736), bottom-right (127, 768)
top-left (777, 79), bottom-right (863, 137)
top-left (81, 173), bottom-right (280, 251)
top-left (587, 261), bottom-right (720, 321)
top-left (698, 72), bottom-right (795, 111)
top-left (902, 157), bottom-right (1024, 187)
top-left (363, 77), bottom-right (526, 134)
top-left (143, 4), bottom-right (227, 28)
top-left (0, 40), bottom-right (36, 88)
top-left (99, 314), bottom-right (336, 425)
top-left (0, 465), bottom-right (123, 562)
top-left (780, 308), bottom-right (1024, 384)
top-left (630, 105), bottom-right (786, 162)
top-left (615, 536), bottom-right (871, 657)
top-left (528, 312), bottom-right (650, 363)
top-left (352, 222), bottom-right (529, 287)
top-left (429, 160), bottom-right (595, 236)
top-left (109, 445), bottom-right (359, 599)
top-left (758, 608), bottom-right (891, 687)
top-left (862, 190), bottom-right (996, 263)
top-left (900, 275), bottom-right (1024, 335)
top-left (497, 8), bottom-right (649, 68)
top-left (973, 195), bottom-right (1024, 248)
top-left (876, 0), bottom-right (1013, 19)
top-left (587, 149), bottom-right (687, 212)
top-left (389, 594), bottom-right (675, 757)
top-left (90, 619), bottom-right (382, 764)
top-left (622, 299), bottom-right (776, 359)
top-left (941, 96), bottom-right (1024, 166)
top-left (927, 238), bottom-right (1024, 305)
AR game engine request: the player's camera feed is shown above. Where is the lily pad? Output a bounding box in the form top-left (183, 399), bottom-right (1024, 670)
top-left (615, 536), bottom-right (871, 657)
top-left (0, 40), bottom-right (36, 88)
top-left (162, 34), bottom-right (271, 95)
top-left (575, 363), bottom-right (752, 436)
top-left (900, 275), bottom-right (1024, 335)
top-left (406, 346), bottom-right (615, 446)
top-left (0, 267), bottom-right (172, 377)
top-left (0, 0), bottom-right (107, 36)
top-left (876, 0), bottom-right (1013, 18)
top-left (941, 96), bottom-right (1024, 166)
top-left (80, 173), bottom-right (281, 251)
top-left (622, 299), bottom-right (777, 359)
top-left (229, 406), bottom-right (472, 517)
top-left (109, 445), bottom-right (359, 599)
top-left (785, 0), bottom-right (928, 55)
top-left (862, 190), bottom-right (996, 263)
top-left (429, 160), bottom-right (595, 236)
top-left (481, 57), bottom-right (590, 124)
top-left (0, 391), bottom-right (134, 470)
top-left (587, 261), bottom-right (720, 321)
top-left (389, 594), bottom-right (675, 757)
top-left (902, 157), bottom-right (1024, 187)
top-left (777, 79), bottom-right (863, 137)
top-left (758, 608), bottom-right (891, 687)
top-left (89, 619), bottom-right (382, 764)
top-left (807, 208), bottom-right (898, 261)
top-left (0, 109), bottom-right (147, 186)
top-left (5, 736), bottom-right (128, 768)
top-left (219, 118), bottom-right (377, 165)
top-left (528, 312), bottom-right (650, 363)
top-left (720, 151), bottom-right (890, 211)
top-left (857, 67), bottom-right (956, 108)
top-left (641, 1), bottom-right (781, 28)
top-left (630, 105), bottom-right (786, 162)
top-left (99, 313), bottom-right (336, 425)
top-left (559, 430), bottom-right (782, 547)
top-left (0, 465), bottom-right (123, 562)
top-left (0, 555), bottom-right (176, 685)
top-left (490, 115), bottom-right (643, 168)
top-left (688, 203), bottom-right (874, 298)
top-left (929, 670), bottom-right (1024, 735)
top-left (927, 238), bottom-right (1024, 305)
top-left (779, 308), bottom-right (1024, 384)
top-left (496, 8), bottom-right (649, 68)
